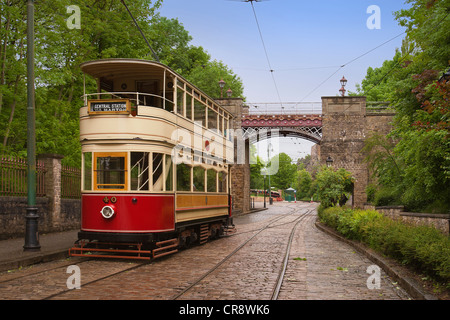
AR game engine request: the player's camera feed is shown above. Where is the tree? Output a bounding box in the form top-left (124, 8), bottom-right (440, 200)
top-left (354, 0), bottom-right (450, 212)
top-left (250, 145), bottom-right (264, 189)
top-left (269, 153), bottom-right (297, 190)
top-left (315, 166), bottom-right (354, 208)
top-left (294, 169), bottom-right (312, 200)
top-left (187, 60), bottom-right (244, 99)
top-left (0, 0), bottom-right (245, 167)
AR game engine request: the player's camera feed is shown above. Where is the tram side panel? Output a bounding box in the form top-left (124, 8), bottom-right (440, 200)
top-left (81, 193), bottom-right (175, 234)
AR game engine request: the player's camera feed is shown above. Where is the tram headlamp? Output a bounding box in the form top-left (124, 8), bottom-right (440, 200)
top-left (101, 205), bottom-right (115, 219)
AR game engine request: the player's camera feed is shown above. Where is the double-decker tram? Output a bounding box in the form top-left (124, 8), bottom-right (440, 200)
top-left (69, 59), bottom-right (235, 260)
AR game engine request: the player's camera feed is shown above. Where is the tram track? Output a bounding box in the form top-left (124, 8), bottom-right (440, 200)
top-left (42, 260), bottom-right (148, 300)
top-left (271, 212), bottom-right (313, 300)
top-left (172, 204), bottom-right (314, 300)
top-left (0, 203), bottom-right (316, 300)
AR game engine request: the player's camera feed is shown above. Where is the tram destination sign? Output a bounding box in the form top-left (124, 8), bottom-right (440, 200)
top-left (88, 99), bottom-right (131, 115)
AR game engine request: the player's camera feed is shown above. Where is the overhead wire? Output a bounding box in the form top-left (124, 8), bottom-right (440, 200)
top-left (300, 31), bottom-right (407, 101)
top-left (363, 10), bottom-right (450, 97)
top-left (250, 1), bottom-right (284, 107)
top-left (302, 9), bottom-right (449, 103)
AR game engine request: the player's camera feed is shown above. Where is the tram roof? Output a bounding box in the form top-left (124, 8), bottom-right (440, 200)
top-left (80, 59), bottom-right (174, 80)
top-left (80, 59), bottom-right (233, 117)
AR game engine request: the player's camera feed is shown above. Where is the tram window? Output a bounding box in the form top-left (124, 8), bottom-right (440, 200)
top-left (218, 172), bottom-right (227, 193)
top-left (153, 153), bottom-right (164, 191)
top-left (176, 163), bottom-right (191, 192)
top-left (193, 167), bottom-right (205, 192)
top-left (94, 153), bottom-right (127, 190)
top-left (207, 169), bottom-right (217, 193)
top-left (130, 152), bottom-right (149, 191)
top-left (177, 90), bottom-right (184, 116)
top-left (165, 155), bottom-right (173, 191)
top-left (208, 108), bottom-right (217, 131)
top-left (186, 94), bottom-right (193, 120)
top-left (165, 92), bottom-right (174, 112)
top-left (83, 152), bottom-right (92, 191)
top-left (194, 99), bottom-right (205, 127)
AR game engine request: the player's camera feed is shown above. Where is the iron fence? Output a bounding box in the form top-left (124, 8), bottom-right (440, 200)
top-left (61, 165), bottom-right (81, 199)
top-left (0, 156), bottom-right (46, 197)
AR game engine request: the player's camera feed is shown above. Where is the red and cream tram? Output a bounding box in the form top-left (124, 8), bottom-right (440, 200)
top-left (69, 59), bottom-right (235, 260)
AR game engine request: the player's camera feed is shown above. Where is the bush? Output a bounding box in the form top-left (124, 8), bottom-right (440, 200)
top-left (319, 206), bottom-right (450, 284)
top-left (365, 184), bottom-right (377, 204)
top-left (373, 187), bottom-right (401, 206)
top-left (315, 166), bottom-right (354, 208)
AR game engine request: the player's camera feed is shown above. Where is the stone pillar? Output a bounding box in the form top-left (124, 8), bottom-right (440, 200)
top-left (38, 154), bottom-right (64, 229)
top-left (216, 98), bottom-right (251, 215)
top-left (320, 97), bottom-right (368, 208)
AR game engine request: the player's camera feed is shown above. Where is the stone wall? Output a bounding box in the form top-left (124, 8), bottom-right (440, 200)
top-left (216, 98), bottom-right (251, 215)
top-left (0, 197), bottom-right (80, 240)
top-left (0, 154), bottom-right (81, 240)
top-left (364, 204), bottom-right (449, 235)
top-left (320, 97), bottom-right (395, 208)
top-left (320, 96), bottom-right (368, 208)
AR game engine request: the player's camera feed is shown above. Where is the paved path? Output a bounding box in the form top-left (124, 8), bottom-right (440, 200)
top-left (0, 202), bottom-right (410, 300)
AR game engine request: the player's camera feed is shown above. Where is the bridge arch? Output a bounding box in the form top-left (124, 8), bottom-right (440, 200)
top-left (215, 97), bottom-right (395, 214)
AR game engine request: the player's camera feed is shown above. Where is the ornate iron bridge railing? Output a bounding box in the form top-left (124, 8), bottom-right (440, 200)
top-left (241, 102), bottom-right (323, 144)
top-left (245, 102), bottom-right (322, 115)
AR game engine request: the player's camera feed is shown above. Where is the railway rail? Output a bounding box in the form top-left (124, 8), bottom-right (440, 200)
top-left (172, 204), bottom-right (314, 300)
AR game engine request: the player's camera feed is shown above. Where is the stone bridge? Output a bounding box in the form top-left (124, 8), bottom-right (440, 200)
top-left (215, 97), bottom-right (394, 215)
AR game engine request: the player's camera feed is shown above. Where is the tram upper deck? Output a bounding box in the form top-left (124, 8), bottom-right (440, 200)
top-left (80, 59), bottom-right (234, 160)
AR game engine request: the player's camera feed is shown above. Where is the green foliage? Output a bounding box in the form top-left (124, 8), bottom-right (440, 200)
top-left (365, 183), bottom-right (377, 204)
top-left (356, 0), bottom-right (450, 213)
top-left (373, 187), bottom-right (402, 207)
top-left (294, 169), bottom-right (312, 200)
top-left (250, 145), bottom-right (265, 189)
top-left (270, 153), bottom-right (297, 190)
top-left (186, 60), bottom-right (244, 99)
top-left (315, 166), bottom-right (354, 208)
top-left (319, 206), bottom-right (450, 284)
top-left (0, 1), bottom-right (245, 166)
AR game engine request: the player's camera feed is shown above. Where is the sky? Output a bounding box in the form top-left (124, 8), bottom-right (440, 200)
top-left (158, 0), bottom-right (409, 161)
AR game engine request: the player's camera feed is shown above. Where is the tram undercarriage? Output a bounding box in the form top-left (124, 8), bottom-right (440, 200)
top-left (69, 216), bottom-right (235, 260)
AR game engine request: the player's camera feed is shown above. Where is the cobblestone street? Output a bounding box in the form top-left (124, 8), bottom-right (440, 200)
top-left (0, 202), bottom-right (410, 300)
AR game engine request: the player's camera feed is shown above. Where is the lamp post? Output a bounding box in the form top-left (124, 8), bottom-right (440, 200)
top-left (24, 0), bottom-right (40, 252)
top-left (339, 76), bottom-right (347, 97)
top-left (267, 142), bottom-right (273, 205)
top-left (263, 173), bottom-right (266, 209)
top-left (326, 156), bottom-right (333, 168)
top-left (226, 88), bottom-right (233, 98)
top-left (219, 79), bottom-right (226, 98)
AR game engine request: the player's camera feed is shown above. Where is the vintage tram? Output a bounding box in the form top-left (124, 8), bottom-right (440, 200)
top-left (69, 59), bottom-right (235, 260)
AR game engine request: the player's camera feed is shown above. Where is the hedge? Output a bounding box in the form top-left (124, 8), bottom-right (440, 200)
top-left (318, 206), bottom-right (450, 286)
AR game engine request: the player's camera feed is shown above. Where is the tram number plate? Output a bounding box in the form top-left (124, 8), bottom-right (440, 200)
top-left (88, 100), bottom-right (130, 114)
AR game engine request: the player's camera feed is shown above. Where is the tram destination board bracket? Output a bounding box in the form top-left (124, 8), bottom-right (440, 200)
top-left (88, 99), bottom-right (131, 115)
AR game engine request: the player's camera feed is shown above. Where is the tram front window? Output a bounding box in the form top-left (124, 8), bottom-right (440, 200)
top-left (94, 153), bottom-right (127, 190)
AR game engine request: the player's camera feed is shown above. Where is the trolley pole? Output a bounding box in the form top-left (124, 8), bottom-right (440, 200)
top-left (24, 0), bottom-right (40, 252)
top-left (263, 175), bottom-right (266, 209)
